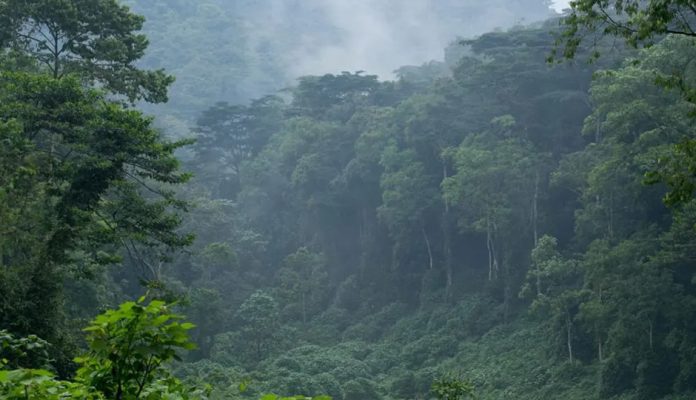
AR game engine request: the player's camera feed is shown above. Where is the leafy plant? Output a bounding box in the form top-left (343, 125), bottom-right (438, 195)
top-left (75, 298), bottom-right (199, 399)
top-left (0, 330), bottom-right (51, 370)
top-left (0, 298), bottom-right (208, 399)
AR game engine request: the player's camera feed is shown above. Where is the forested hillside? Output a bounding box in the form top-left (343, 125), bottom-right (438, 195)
top-left (2, 1), bottom-right (696, 399)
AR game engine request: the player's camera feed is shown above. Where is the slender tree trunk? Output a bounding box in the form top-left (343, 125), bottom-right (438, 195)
top-left (422, 228), bottom-right (434, 270)
top-left (648, 320), bottom-right (653, 351)
top-left (532, 170), bottom-right (539, 246)
top-left (486, 217), bottom-right (493, 281)
top-left (443, 163), bottom-right (450, 214)
top-left (503, 261), bottom-right (511, 323)
top-left (608, 192), bottom-right (614, 238)
top-left (442, 162), bottom-right (453, 297)
top-left (301, 291), bottom-right (307, 325)
top-left (597, 287), bottom-right (603, 361)
top-left (566, 312), bottom-right (574, 364)
top-left (443, 221), bottom-right (453, 298)
top-left (51, 29), bottom-right (60, 79)
top-left (490, 221), bottom-right (499, 280)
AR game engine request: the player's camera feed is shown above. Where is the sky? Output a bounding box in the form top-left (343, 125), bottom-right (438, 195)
top-left (552, 0), bottom-right (570, 11)
top-left (287, 0), bottom-right (558, 80)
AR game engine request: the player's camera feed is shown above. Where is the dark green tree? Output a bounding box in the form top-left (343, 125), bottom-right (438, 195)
top-left (0, 0), bottom-right (174, 102)
top-left (237, 291), bottom-right (280, 361)
top-left (0, 72), bottom-right (191, 372)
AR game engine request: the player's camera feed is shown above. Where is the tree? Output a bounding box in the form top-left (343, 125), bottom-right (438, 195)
top-left (0, 0), bottom-right (174, 102)
top-left (378, 143), bottom-right (439, 273)
top-left (443, 126), bottom-right (541, 283)
top-left (556, 1), bottom-right (696, 205)
top-left (192, 96), bottom-right (284, 199)
top-left (0, 73), bottom-right (192, 367)
top-left (0, 71), bottom-right (192, 265)
top-left (236, 291), bottom-right (280, 361)
top-left (555, 0), bottom-right (696, 60)
top-left (520, 235), bottom-right (583, 363)
top-left (276, 248), bottom-right (329, 324)
top-left (291, 72), bottom-right (381, 122)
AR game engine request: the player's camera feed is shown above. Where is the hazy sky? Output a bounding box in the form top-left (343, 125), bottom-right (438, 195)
top-left (287, 0), bottom-right (557, 79)
top-left (552, 0), bottom-right (570, 11)
top-left (132, 0), bottom-right (569, 114)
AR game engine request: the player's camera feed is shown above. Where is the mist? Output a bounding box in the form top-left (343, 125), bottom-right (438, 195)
top-left (283, 0), bottom-right (556, 79)
top-left (127, 0), bottom-right (557, 117)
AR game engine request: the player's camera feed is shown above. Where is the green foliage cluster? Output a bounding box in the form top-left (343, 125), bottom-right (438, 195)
top-left (75, 299), bottom-right (198, 399)
top-left (431, 375), bottom-right (475, 400)
top-left (0, 299), bottom-right (206, 399)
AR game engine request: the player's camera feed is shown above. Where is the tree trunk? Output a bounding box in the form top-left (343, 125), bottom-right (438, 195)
top-left (442, 163), bottom-right (453, 297)
top-left (608, 192), bottom-right (614, 238)
top-left (444, 223), bottom-right (453, 298)
top-left (491, 222), bottom-right (499, 280)
top-left (532, 170), bottom-right (539, 246)
top-left (486, 217), bottom-right (493, 281)
top-left (301, 291), bottom-right (307, 325)
top-left (422, 228), bottom-right (434, 270)
top-left (597, 288), bottom-right (603, 361)
top-left (51, 29), bottom-right (61, 79)
top-left (566, 313), bottom-right (574, 364)
top-left (503, 262), bottom-right (511, 323)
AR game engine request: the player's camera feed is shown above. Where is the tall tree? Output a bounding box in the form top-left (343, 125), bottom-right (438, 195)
top-left (0, 0), bottom-right (174, 102)
top-left (0, 73), bottom-right (191, 368)
top-left (556, 1), bottom-right (696, 205)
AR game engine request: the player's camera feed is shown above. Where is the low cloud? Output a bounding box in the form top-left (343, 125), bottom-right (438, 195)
top-left (284, 0), bottom-right (554, 79)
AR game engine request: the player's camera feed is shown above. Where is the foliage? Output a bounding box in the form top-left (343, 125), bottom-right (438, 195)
top-left (75, 298), bottom-right (197, 398)
top-left (0, 368), bottom-right (103, 400)
top-left (259, 396), bottom-right (330, 400)
top-left (431, 374), bottom-right (476, 400)
top-left (556, 2), bottom-right (696, 206)
top-left (235, 291), bottom-right (281, 362)
top-left (0, 0), bottom-right (174, 102)
top-left (0, 72), bottom-right (192, 365)
top-left (555, 0), bottom-right (696, 60)
top-left (0, 330), bottom-right (51, 370)
top-left (1, 299), bottom-right (207, 399)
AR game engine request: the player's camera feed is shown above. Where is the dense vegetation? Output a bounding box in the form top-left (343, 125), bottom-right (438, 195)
top-left (2, 0), bottom-right (696, 399)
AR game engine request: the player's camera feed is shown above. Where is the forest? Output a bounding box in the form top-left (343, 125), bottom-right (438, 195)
top-left (2, 0), bottom-right (696, 399)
